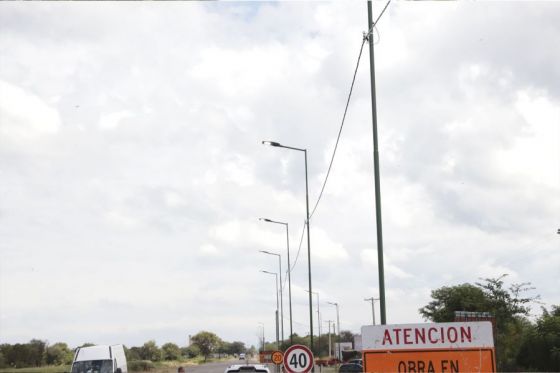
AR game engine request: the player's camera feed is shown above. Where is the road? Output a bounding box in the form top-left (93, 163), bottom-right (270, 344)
top-left (184, 358), bottom-right (260, 373)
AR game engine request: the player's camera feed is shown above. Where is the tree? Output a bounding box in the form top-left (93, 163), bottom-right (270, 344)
top-left (216, 341), bottom-right (231, 356)
top-left (247, 345), bottom-right (257, 357)
top-left (126, 346), bottom-right (142, 361)
top-left (517, 306), bottom-right (560, 372)
top-left (140, 340), bottom-right (161, 362)
top-left (419, 283), bottom-right (489, 322)
top-left (45, 343), bottom-right (73, 365)
top-left (339, 330), bottom-right (354, 343)
top-left (419, 276), bottom-right (539, 371)
top-left (181, 345), bottom-right (200, 358)
top-left (28, 339), bottom-right (46, 367)
top-left (161, 343), bottom-right (181, 361)
top-left (475, 275), bottom-right (536, 330)
top-left (228, 341), bottom-right (246, 355)
top-left (190, 331), bottom-right (222, 361)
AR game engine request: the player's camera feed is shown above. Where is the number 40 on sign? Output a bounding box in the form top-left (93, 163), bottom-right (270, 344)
top-left (283, 345), bottom-right (314, 373)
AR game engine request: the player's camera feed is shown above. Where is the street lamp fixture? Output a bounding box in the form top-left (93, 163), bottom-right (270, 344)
top-left (262, 139), bottom-right (314, 351)
top-left (306, 290), bottom-right (321, 354)
top-left (259, 250), bottom-right (284, 343)
top-left (327, 301), bottom-right (340, 361)
top-left (260, 270), bottom-right (280, 350)
top-left (260, 217), bottom-right (294, 344)
top-left (262, 141), bottom-right (281, 147)
top-left (364, 297), bottom-right (379, 325)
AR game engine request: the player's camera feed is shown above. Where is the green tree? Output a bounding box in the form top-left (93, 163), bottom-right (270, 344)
top-left (228, 341), bottom-right (246, 355)
top-left (190, 331), bottom-right (222, 361)
top-left (517, 306), bottom-right (560, 371)
top-left (419, 276), bottom-right (539, 371)
top-left (126, 346), bottom-right (142, 361)
top-left (161, 343), bottom-right (181, 361)
top-left (28, 339), bottom-right (46, 367)
top-left (181, 344), bottom-right (200, 358)
top-left (247, 345), bottom-right (257, 357)
top-left (140, 340), bottom-right (162, 362)
top-left (339, 330), bottom-right (354, 343)
top-left (45, 343), bottom-right (73, 365)
top-left (419, 283), bottom-right (489, 321)
top-left (217, 341), bottom-right (231, 356)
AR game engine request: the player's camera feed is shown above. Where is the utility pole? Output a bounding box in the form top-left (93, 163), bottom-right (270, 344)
top-left (364, 297), bottom-right (379, 325)
top-left (325, 320), bottom-right (333, 358)
top-left (366, 0), bottom-right (387, 325)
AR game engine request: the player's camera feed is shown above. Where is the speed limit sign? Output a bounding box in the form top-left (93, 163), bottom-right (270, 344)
top-left (283, 344), bottom-right (314, 373)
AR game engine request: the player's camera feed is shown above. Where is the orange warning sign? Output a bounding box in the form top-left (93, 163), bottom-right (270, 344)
top-left (363, 349), bottom-right (495, 373)
top-left (272, 351), bottom-right (284, 365)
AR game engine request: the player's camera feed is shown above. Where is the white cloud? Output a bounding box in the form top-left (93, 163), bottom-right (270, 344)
top-left (0, 1), bottom-right (557, 348)
top-left (0, 80), bottom-right (60, 145)
top-left (311, 228), bottom-right (348, 261)
top-left (98, 110), bottom-right (133, 130)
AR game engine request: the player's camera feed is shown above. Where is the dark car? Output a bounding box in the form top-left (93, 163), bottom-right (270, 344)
top-left (348, 359), bottom-right (363, 366)
top-left (338, 363), bottom-right (363, 373)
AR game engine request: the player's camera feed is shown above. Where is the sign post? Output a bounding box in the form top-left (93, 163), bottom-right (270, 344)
top-left (283, 344), bottom-right (314, 373)
top-left (361, 322), bottom-right (496, 373)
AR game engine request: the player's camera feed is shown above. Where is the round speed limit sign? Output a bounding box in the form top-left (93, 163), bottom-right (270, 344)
top-left (283, 344), bottom-right (314, 373)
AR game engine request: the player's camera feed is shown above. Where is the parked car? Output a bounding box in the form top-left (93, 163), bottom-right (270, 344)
top-left (338, 363), bottom-right (363, 373)
top-left (347, 359), bottom-right (363, 366)
top-left (71, 345), bottom-right (127, 373)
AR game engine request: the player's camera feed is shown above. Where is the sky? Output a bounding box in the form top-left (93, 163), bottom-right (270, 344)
top-left (0, 1), bottom-right (559, 350)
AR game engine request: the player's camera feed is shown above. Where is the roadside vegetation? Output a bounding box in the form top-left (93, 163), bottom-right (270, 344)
top-left (1, 276), bottom-right (558, 372)
top-left (419, 275), bottom-right (560, 372)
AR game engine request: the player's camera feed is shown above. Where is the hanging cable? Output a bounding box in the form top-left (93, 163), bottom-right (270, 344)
top-left (281, 221), bottom-right (305, 292)
top-left (309, 0), bottom-right (391, 220)
top-left (281, 1), bottom-right (392, 284)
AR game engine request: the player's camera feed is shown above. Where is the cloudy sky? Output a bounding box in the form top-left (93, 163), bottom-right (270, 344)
top-left (1, 1), bottom-right (559, 349)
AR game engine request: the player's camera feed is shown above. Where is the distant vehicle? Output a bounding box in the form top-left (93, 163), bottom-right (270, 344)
top-left (347, 359), bottom-right (363, 366)
top-left (71, 344), bottom-right (127, 373)
top-left (225, 364), bottom-right (270, 373)
top-left (338, 362), bottom-right (363, 373)
top-left (239, 353), bottom-right (246, 360)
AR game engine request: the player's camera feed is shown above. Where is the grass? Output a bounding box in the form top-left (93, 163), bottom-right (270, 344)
top-left (0, 357), bottom-right (303, 373)
top-left (0, 366), bottom-right (70, 373)
top-left (0, 357), bottom-right (234, 373)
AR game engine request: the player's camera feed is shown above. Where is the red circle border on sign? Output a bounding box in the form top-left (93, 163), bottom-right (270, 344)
top-left (283, 344), bottom-right (314, 373)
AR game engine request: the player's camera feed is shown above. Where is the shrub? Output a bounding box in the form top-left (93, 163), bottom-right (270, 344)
top-left (127, 360), bottom-right (155, 371)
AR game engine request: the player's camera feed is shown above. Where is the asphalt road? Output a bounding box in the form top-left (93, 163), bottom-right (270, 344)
top-left (186, 358), bottom-right (259, 373)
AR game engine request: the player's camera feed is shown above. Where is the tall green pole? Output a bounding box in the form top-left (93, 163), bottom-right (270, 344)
top-left (304, 149), bottom-right (314, 352)
top-left (366, 0), bottom-right (387, 325)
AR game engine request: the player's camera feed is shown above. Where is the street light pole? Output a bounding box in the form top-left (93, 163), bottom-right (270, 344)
top-left (327, 302), bottom-right (340, 361)
top-left (364, 297), bottom-right (379, 325)
top-left (259, 218), bottom-right (292, 344)
top-left (262, 140), bottom-right (314, 351)
top-left (306, 290), bottom-right (321, 355)
top-left (366, 0), bottom-right (387, 326)
top-left (325, 320), bottom-right (333, 358)
top-left (258, 323), bottom-right (265, 352)
top-left (260, 250), bottom-right (284, 343)
top-left (261, 270), bottom-right (280, 350)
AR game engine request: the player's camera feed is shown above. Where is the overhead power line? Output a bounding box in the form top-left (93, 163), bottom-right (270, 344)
top-left (285, 0), bottom-right (392, 279)
top-left (309, 0), bottom-right (392, 220)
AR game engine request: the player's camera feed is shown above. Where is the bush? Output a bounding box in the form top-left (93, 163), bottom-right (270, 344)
top-left (181, 345), bottom-right (200, 358)
top-left (127, 360), bottom-right (155, 371)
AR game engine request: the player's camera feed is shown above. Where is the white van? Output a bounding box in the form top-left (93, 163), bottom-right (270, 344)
top-left (71, 345), bottom-right (128, 373)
